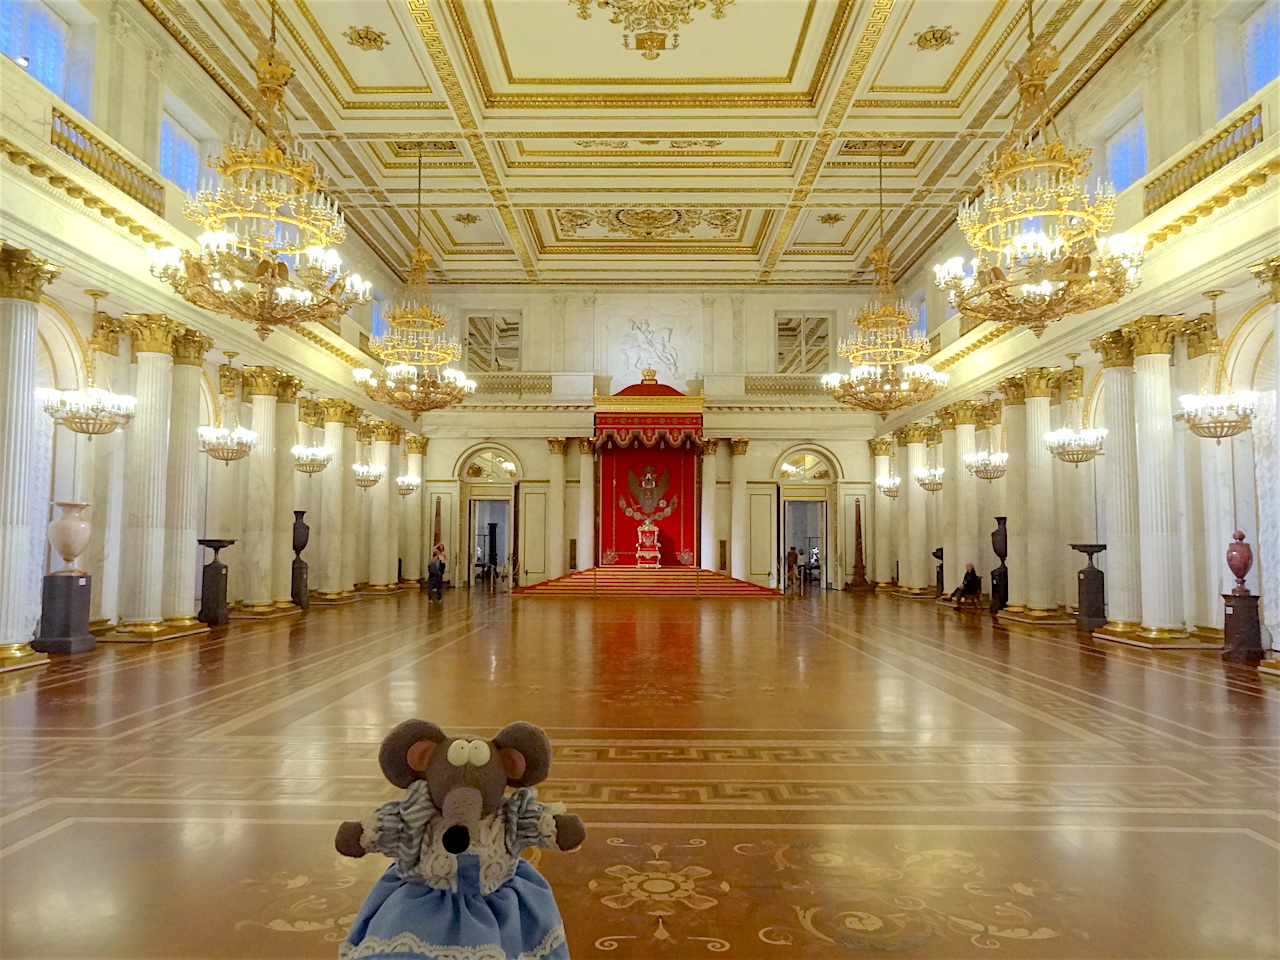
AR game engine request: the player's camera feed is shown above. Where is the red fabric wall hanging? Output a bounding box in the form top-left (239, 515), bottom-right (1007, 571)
top-left (597, 438), bottom-right (699, 566)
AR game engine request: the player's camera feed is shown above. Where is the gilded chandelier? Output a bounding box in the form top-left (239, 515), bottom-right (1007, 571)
top-left (37, 291), bottom-right (137, 437)
top-left (354, 153), bottom-right (474, 417)
top-left (1177, 290), bottom-right (1258, 442)
top-left (571, 0), bottom-right (736, 60)
top-left (825, 147), bottom-right (947, 418)
top-left (933, 4), bottom-right (1143, 336)
top-left (151, 16), bottom-right (369, 340)
top-left (199, 353), bottom-right (257, 463)
top-left (1045, 354), bottom-right (1106, 464)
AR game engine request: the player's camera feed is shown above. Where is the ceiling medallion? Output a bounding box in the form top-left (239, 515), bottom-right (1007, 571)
top-left (343, 25), bottom-right (389, 51)
top-left (570, 0), bottom-right (736, 60)
top-left (841, 139), bottom-right (910, 155)
top-left (817, 213), bottom-right (844, 226)
top-left (576, 139), bottom-right (630, 149)
top-left (556, 207), bottom-right (740, 239)
top-left (911, 26), bottom-right (957, 51)
top-left (151, 14), bottom-right (370, 340)
top-left (933, 2), bottom-right (1143, 337)
top-left (453, 213), bottom-right (480, 226)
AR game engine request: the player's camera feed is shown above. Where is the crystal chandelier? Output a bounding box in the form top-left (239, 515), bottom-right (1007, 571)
top-left (36, 291), bottom-right (137, 438)
top-left (825, 146), bottom-right (947, 418)
top-left (570, 0), bottom-right (736, 60)
top-left (914, 466), bottom-right (945, 492)
top-left (394, 447), bottom-right (421, 496)
top-left (875, 475), bottom-right (901, 498)
top-left (354, 461), bottom-right (385, 488)
top-left (291, 392), bottom-right (333, 474)
top-left (1045, 354), bottom-right (1106, 464)
top-left (964, 395), bottom-right (1008, 479)
top-left (933, 2), bottom-right (1143, 337)
top-left (355, 152), bottom-right (475, 417)
top-left (150, 13), bottom-right (369, 340)
top-left (1177, 290), bottom-right (1258, 442)
top-left (199, 353), bottom-right (258, 463)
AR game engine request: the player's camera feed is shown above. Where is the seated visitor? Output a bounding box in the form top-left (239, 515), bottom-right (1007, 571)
top-left (949, 563), bottom-right (981, 604)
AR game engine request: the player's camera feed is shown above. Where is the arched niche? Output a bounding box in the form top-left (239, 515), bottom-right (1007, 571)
top-left (456, 445), bottom-right (523, 483)
top-left (773, 445), bottom-right (842, 482)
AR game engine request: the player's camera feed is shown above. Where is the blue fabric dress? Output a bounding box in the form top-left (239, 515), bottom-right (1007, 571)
top-left (340, 782), bottom-right (570, 960)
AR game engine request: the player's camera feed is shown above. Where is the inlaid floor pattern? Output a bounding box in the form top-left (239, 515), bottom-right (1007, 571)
top-left (2, 589), bottom-right (1278, 959)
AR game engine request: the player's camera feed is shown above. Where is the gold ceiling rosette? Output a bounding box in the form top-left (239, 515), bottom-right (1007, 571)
top-left (151, 15), bottom-right (369, 340)
top-left (934, 2), bottom-right (1143, 337)
top-left (570, 0), bottom-right (736, 60)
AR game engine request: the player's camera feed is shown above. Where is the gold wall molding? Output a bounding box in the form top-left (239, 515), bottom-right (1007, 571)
top-left (1123, 315), bottom-right (1184, 356)
top-left (171, 328), bottom-right (214, 366)
top-left (1215, 295), bottom-right (1276, 392)
top-left (1090, 330), bottom-right (1136, 368)
top-left (1145, 156), bottom-right (1280, 247)
top-left (125, 313), bottom-right (182, 354)
top-left (932, 324), bottom-right (1015, 371)
top-left (555, 207), bottom-right (741, 239)
top-left (0, 247), bottom-right (60, 301)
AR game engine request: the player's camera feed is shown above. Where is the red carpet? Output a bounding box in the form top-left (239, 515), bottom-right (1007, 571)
top-left (514, 566), bottom-right (781, 598)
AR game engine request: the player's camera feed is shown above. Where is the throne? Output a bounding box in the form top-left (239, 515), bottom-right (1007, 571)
top-left (636, 519), bottom-right (661, 567)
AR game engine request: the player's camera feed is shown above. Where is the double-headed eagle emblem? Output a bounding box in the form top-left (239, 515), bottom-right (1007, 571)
top-left (620, 466), bottom-right (677, 521)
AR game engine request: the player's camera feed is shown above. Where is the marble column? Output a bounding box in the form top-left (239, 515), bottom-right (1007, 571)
top-left (950, 401), bottom-right (982, 580)
top-left (729, 439), bottom-right (749, 580)
top-left (1091, 330), bottom-right (1143, 633)
top-left (998, 377), bottom-right (1029, 611)
top-left (546, 438), bottom-right (566, 580)
top-left (315, 399), bottom-right (355, 600)
top-left (868, 437), bottom-right (895, 587)
top-left (1249, 256), bottom-right (1280, 654)
top-left (115, 314), bottom-right (183, 634)
top-left (578, 438), bottom-right (595, 571)
top-left (1055, 367), bottom-right (1086, 609)
top-left (1126, 314), bottom-right (1188, 639)
top-left (203, 363), bottom-right (246, 603)
top-left (161, 328), bottom-right (214, 628)
top-left (896, 423), bottom-right (931, 595)
top-left (368, 421), bottom-right (399, 591)
top-left (343, 417), bottom-right (363, 593)
top-left (699, 438), bottom-right (719, 572)
top-left (271, 376), bottom-right (303, 607)
top-left (403, 435), bottom-right (427, 583)
top-left (240, 366), bottom-right (280, 613)
top-left (0, 248), bottom-right (58, 670)
top-left (937, 409), bottom-right (959, 595)
top-left (85, 308), bottom-right (127, 630)
top-left (1022, 366), bottom-right (1066, 618)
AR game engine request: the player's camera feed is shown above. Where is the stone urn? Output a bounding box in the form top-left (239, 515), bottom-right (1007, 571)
top-left (292, 510), bottom-right (310, 560)
top-left (47, 502), bottom-right (91, 574)
top-left (1226, 530), bottom-right (1253, 595)
top-left (991, 517), bottom-right (1008, 564)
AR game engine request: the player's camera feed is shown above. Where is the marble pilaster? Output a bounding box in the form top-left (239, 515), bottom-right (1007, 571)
top-left (403, 435), bottom-right (427, 583)
top-left (729, 439), bottom-right (749, 580)
top-left (868, 437), bottom-right (894, 587)
top-left (997, 378), bottom-right (1029, 612)
top-left (937, 410), bottom-right (959, 596)
top-left (368, 422), bottom-right (399, 591)
top-left (1022, 367), bottom-right (1068, 619)
top-left (316, 399), bottom-right (356, 600)
top-left (273, 376), bottom-right (303, 607)
top-left (240, 366), bottom-right (280, 613)
top-left (951, 402), bottom-right (982, 578)
top-left (700, 438), bottom-right (719, 571)
top-left (578, 438), bottom-right (595, 570)
top-left (896, 424), bottom-right (931, 596)
top-left (85, 309), bottom-right (126, 630)
top-left (547, 438), bottom-right (567, 580)
top-left (342, 420), bottom-right (362, 594)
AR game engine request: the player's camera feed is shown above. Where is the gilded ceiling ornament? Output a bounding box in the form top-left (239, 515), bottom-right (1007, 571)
top-left (841, 139), bottom-right (909, 155)
top-left (668, 139), bottom-right (723, 149)
top-left (556, 207), bottom-right (740, 239)
top-left (910, 25), bottom-right (957, 51)
top-left (343, 25), bottom-right (389, 51)
top-left (453, 213), bottom-right (480, 226)
top-left (569, 0), bottom-right (736, 60)
top-left (575, 139), bottom-right (630, 149)
top-left (817, 213), bottom-right (844, 226)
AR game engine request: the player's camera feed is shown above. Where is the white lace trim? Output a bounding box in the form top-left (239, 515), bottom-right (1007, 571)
top-left (536, 804), bottom-right (563, 848)
top-left (339, 924), bottom-right (565, 960)
top-left (475, 814), bottom-right (517, 895)
top-left (359, 816), bottom-right (382, 855)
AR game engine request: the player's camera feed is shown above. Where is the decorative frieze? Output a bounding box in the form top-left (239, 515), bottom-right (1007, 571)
top-left (1180, 313), bottom-right (1220, 360)
top-left (242, 365), bottom-right (282, 397)
top-left (0, 247), bottom-right (59, 301)
top-left (171, 329), bottom-right (214, 366)
top-left (1091, 330), bottom-right (1136, 367)
top-left (547, 437), bottom-right (567, 455)
top-left (1123, 315), bottom-right (1184, 356)
top-left (125, 314), bottom-right (183, 354)
top-left (997, 376), bottom-right (1026, 406)
top-left (405, 435), bottom-right (428, 456)
top-left (867, 437), bottom-right (894, 457)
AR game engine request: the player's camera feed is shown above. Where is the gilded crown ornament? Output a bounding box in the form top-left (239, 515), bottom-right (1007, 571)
top-left (571, 0), bottom-right (735, 60)
top-left (824, 144), bottom-right (947, 418)
top-left (36, 290), bottom-right (137, 438)
top-left (150, 10), bottom-right (369, 340)
top-left (354, 150), bottom-right (474, 418)
top-left (933, 2), bottom-right (1143, 336)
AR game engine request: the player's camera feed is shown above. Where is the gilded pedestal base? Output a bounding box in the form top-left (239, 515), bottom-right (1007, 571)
top-left (998, 606), bottom-right (1075, 626)
top-left (0, 642), bottom-right (49, 673)
top-left (1093, 623), bottom-right (1212, 650)
top-left (1258, 659), bottom-right (1280, 677)
top-left (872, 581), bottom-right (897, 593)
top-left (361, 584), bottom-right (401, 595)
top-left (89, 619), bottom-right (114, 636)
top-left (228, 605), bottom-right (302, 621)
top-left (100, 620), bottom-right (211, 643)
top-left (1191, 625), bottom-right (1226, 644)
top-left (893, 586), bottom-right (935, 600)
top-left (311, 592), bottom-right (357, 606)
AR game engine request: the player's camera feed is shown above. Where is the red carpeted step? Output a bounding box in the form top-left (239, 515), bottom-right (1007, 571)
top-left (514, 567), bottom-right (781, 598)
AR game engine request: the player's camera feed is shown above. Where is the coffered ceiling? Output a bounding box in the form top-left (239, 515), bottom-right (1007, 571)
top-left (143, 0), bottom-right (1166, 286)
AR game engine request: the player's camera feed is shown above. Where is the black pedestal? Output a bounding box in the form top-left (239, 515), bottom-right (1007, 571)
top-left (32, 573), bottom-right (95, 653)
top-left (291, 558), bottom-right (309, 610)
top-left (1076, 565), bottom-right (1106, 631)
top-left (1222, 593), bottom-right (1264, 663)
top-left (199, 557), bottom-right (230, 626)
top-left (989, 563), bottom-right (1008, 614)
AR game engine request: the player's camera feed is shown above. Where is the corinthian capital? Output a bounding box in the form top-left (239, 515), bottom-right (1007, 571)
top-left (547, 437), bottom-right (567, 455)
top-left (276, 374), bottom-right (304, 403)
top-left (0, 247), bottom-right (60, 301)
top-left (171, 328), bottom-right (214, 366)
top-left (868, 437), bottom-right (894, 457)
top-left (405, 435), bottom-right (429, 456)
top-left (242, 365), bottom-right (282, 397)
top-left (1123, 315), bottom-right (1184, 356)
top-left (372, 420), bottom-right (402, 443)
top-left (126, 313), bottom-right (184, 354)
top-left (997, 376), bottom-right (1026, 406)
top-left (1020, 366), bottom-right (1059, 399)
top-left (1090, 330), bottom-right (1135, 367)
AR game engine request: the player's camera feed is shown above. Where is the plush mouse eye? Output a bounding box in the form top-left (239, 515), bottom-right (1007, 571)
top-left (446, 739), bottom-right (470, 767)
top-left (467, 740), bottom-right (492, 767)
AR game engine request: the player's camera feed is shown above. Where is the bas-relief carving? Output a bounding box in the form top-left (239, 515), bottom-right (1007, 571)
top-left (595, 295), bottom-right (702, 386)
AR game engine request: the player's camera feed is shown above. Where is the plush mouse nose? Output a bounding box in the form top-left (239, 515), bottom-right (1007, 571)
top-left (439, 786), bottom-right (483, 855)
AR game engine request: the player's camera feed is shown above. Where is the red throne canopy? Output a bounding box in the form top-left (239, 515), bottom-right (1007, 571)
top-left (594, 369), bottom-right (703, 567)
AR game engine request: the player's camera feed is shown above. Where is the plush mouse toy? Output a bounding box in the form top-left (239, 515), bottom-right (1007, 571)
top-left (335, 719), bottom-right (585, 960)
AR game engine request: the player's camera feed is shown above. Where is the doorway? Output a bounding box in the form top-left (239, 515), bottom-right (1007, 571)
top-left (470, 498), bottom-right (510, 587)
top-left (784, 500), bottom-right (826, 592)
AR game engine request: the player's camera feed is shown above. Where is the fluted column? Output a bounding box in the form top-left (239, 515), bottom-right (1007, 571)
top-left (728, 439), bottom-right (749, 579)
top-left (1091, 330), bottom-right (1142, 632)
top-left (868, 437), bottom-right (894, 587)
top-left (161, 328), bottom-right (214, 627)
top-left (86, 307), bottom-right (127, 630)
top-left (368, 421), bottom-right (399, 590)
top-left (896, 423), bottom-right (931, 595)
top-left (1055, 367), bottom-right (1087, 609)
top-left (117, 313), bottom-right (183, 633)
top-left (315, 399), bottom-right (354, 599)
top-left (403, 435), bottom-right (426, 582)
top-left (343, 417), bottom-right (363, 593)
top-left (546, 438), bottom-right (566, 579)
top-left (699, 438), bottom-right (718, 571)
top-left (241, 366), bottom-right (280, 613)
top-left (1023, 366), bottom-right (1065, 617)
top-left (271, 376), bottom-right (302, 607)
top-left (578, 438), bottom-right (596, 571)
top-left (1126, 315), bottom-right (1187, 639)
top-left (998, 377), bottom-right (1028, 611)
top-left (204, 363), bottom-right (246, 602)
top-left (0, 248), bottom-right (58, 670)
top-left (937, 409), bottom-right (958, 594)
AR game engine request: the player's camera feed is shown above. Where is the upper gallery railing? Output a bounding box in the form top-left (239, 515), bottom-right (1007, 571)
top-left (1143, 98), bottom-right (1266, 217)
top-left (49, 108), bottom-right (166, 216)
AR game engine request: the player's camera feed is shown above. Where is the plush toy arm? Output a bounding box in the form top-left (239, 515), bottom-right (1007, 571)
top-left (553, 813), bottom-right (585, 851)
top-left (335, 820), bottom-right (366, 858)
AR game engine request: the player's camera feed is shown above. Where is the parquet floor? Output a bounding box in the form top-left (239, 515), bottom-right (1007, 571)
top-left (2, 588), bottom-right (1278, 959)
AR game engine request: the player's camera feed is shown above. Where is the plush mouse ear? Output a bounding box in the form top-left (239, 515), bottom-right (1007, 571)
top-left (379, 719), bottom-right (446, 788)
top-left (492, 720), bottom-right (552, 787)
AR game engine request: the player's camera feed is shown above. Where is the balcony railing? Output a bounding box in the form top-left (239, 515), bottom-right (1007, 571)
top-left (1143, 103), bottom-right (1264, 216)
top-left (50, 108), bottom-right (166, 216)
top-left (471, 373), bottom-right (552, 397)
top-left (744, 374), bottom-right (826, 397)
